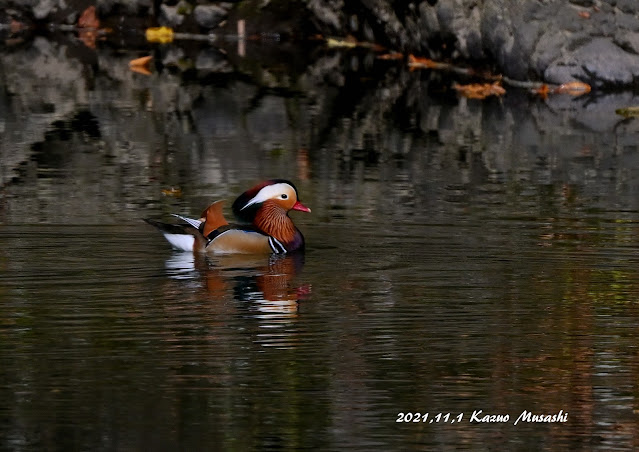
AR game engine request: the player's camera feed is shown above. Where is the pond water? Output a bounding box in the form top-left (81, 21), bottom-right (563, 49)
top-left (2, 33), bottom-right (639, 450)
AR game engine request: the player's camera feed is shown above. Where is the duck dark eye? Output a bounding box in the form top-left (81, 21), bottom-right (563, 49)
top-left (281, 194), bottom-right (288, 199)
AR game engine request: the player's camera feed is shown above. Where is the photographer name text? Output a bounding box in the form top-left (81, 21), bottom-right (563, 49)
top-left (396, 410), bottom-right (568, 425)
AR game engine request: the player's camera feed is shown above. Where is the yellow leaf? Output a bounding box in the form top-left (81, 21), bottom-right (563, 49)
top-left (615, 107), bottom-right (639, 118)
top-left (326, 37), bottom-right (357, 48)
top-left (146, 26), bottom-right (174, 44)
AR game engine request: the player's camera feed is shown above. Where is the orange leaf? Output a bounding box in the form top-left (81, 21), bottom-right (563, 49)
top-left (578, 11), bottom-right (590, 19)
top-left (408, 54), bottom-right (439, 68)
top-left (369, 43), bottom-right (387, 52)
top-left (454, 82), bottom-right (505, 99)
top-left (129, 65), bottom-right (152, 76)
top-left (533, 84), bottom-right (550, 99)
top-left (377, 52), bottom-right (404, 60)
top-left (78, 30), bottom-right (97, 49)
top-left (78, 6), bottom-right (100, 29)
top-left (129, 55), bottom-right (153, 68)
top-left (129, 55), bottom-right (153, 75)
top-left (553, 81), bottom-right (591, 96)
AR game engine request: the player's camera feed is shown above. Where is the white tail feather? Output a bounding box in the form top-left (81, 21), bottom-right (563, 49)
top-left (162, 233), bottom-right (195, 252)
top-left (171, 214), bottom-right (202, 230)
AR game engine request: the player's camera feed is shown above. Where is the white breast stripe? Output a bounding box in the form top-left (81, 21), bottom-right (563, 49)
top-left (269, 236), bottom-right (287, 254)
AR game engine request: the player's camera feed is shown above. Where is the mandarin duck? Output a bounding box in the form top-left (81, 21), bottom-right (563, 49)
top-left (145, 179), bottom-right (310, 254)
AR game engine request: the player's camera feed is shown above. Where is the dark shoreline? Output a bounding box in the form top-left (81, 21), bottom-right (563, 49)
top-left (3, 0), bottom-right (639, 89)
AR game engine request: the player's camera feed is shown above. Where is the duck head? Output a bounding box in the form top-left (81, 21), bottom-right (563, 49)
top-left (232, 179), bottom-right (311, 223)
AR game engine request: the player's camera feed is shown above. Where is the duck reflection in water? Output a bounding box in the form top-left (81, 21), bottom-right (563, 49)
top-left (204, 252), bottom-right (308, 314)
top-left (164, 251), bottom-right (309, 348)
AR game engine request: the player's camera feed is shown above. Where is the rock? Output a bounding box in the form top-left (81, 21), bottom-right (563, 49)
top-left (96, 0), bottom-right (154, 16)
top-left (193, 4), bottom-right (228, 29)
top-left (615, 31), bottom-right (639, 55)
top-left (160, 3), bottom-right (184, 27)
top-left (545, 37), bottom-right (639, 87)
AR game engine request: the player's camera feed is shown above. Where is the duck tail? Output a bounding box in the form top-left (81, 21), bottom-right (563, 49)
top-left (143, 218), bottom-right (198, 252)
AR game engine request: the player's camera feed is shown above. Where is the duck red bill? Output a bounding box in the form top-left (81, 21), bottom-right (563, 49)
top-left (292, 201), bottom-right (311, 212)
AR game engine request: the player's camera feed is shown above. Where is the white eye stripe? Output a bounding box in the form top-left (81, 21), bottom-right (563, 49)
top-left (241, 183), bottom-right (294, 210)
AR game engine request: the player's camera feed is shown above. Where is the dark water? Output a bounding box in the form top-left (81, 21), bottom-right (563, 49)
top-left (2, 34), bottom-right (639, 450)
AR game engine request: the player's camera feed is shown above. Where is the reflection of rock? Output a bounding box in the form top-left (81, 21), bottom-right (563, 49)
top-left (0, 37), bottom-right (88, 187)
top-left (33, 0), bottom-right (56, 20)
top-left (3, 30), bottom-right (639, 225)
top-left (194, 48), bottom-right (231, 73)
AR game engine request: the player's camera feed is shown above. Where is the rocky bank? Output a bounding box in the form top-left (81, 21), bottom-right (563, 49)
top-left (3, 0), bottom-right (639, 88)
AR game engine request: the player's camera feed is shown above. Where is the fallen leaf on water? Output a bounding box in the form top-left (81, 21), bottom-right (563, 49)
top-left (76, 5), bottom-right (100, 48)
top-left (161, 187), bottom-right (183, 197)
top-left (10, 19), bottom-right (26, 34)
top-left (377, 52), bottom-right (404, 60)
top-left (146, 26), bottom-right (174, 44)
top-left (532, 81), bottom-right (591, 98)
top-left (534, 84), bottom-right (550, 99)
top-left (78, 6), bottom-right (100, 28)
top-left (368, 43), bottom-right (387, 52)
top-left (554, 81), bottom-right (591, 95)
top-left (130, 55), bottom-right (153, 67)
top-left (129, 55), bottom-right (153, 75)
top-left (326, 36), bottom-right (357, 48)
top-left (453, 82), bottom-right (505, 99)
top-left (615, 107), bottom-right (639, 118)
top-left (408, 54), bottom-right (442, 69)
top-left (130, 65), bottom-right (151, 76)
top-left (78, 30), bottom-right (98, 49)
